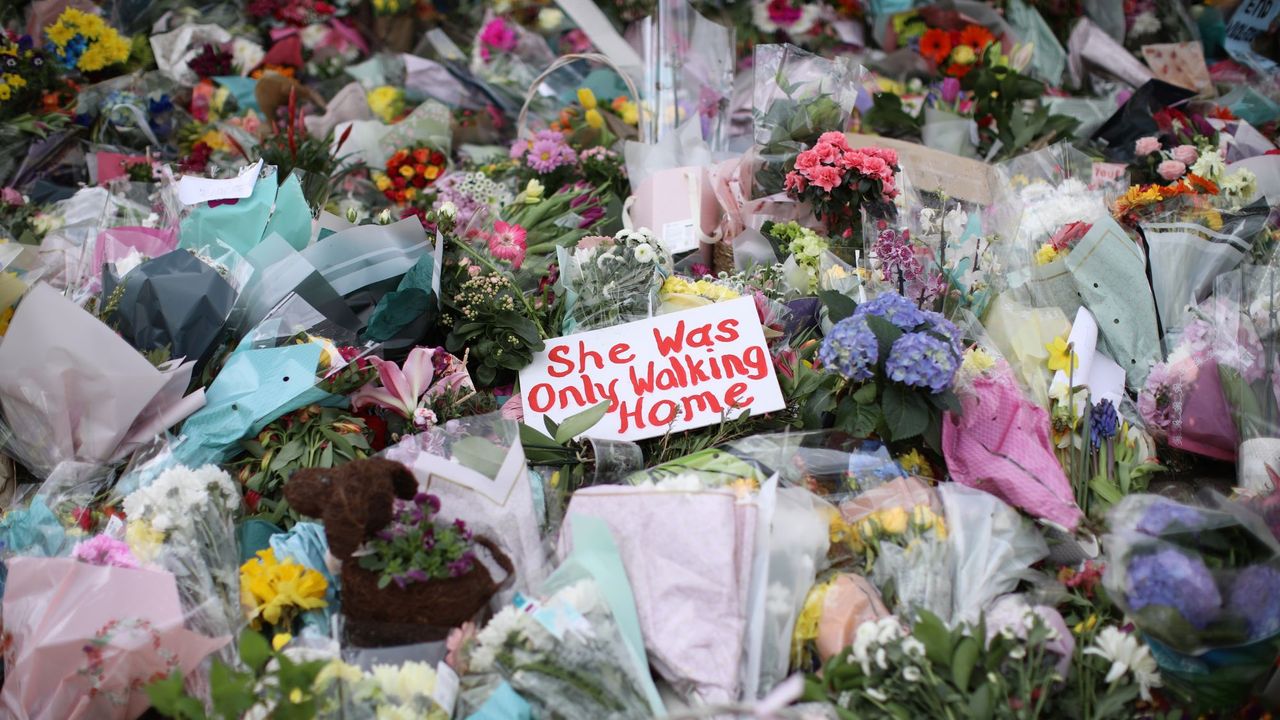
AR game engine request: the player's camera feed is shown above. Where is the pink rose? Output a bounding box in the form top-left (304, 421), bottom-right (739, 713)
top-left (0, 187), bottom-right (22, 205)
top-left (1134, 136), bottom-right (1161, 156)
top-left (794, 149), bottom-right (820, 172)
top-left (1171, 144), bottom-right (1198, 165)
top-left (808, 165), bottom-right (843, 192)
top-left (813, 142), bottom-right (841, 165)
top-left (818, 131), bottom-right (850, 150)
top-left (1157, 159), bottom-right (1186, 181)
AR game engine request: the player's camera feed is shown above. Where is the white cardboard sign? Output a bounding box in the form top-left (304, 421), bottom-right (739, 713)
top-left (519, 297), bottom-right (785, 441)
top-left (176, 159), bottom-right (263, 206)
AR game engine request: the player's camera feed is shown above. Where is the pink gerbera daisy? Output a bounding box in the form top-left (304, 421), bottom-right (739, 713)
top-left (488, 221), bottom-right (527, 268)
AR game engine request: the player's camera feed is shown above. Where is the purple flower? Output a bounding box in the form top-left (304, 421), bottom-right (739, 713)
top-left (425, 494), bottom-right (441, 513)
top-left (1229, 565), bottom-right (1280, 639)
top-left (855, 292), bottom-right (928, 331)
top-left (519, 130), bottom-right (577, 173)
top-left (1090, 399), bottom-right (1119, 449)
top-left (885, 331), bottom-right (959, 393)
top-left (447, 551), bottom-right (475, 577)
top-left (940, 77), bottom-right (960, 104)
top-left (1135, 500), bottom-right (1204, 536)
top-left (406, 568), bottom-right (430, 583)
top-left (1126, 549), bottom-right (1222, 629)
top-left (819, 315), bottom-right (878, 382)
top-left (577, 205), bottom-right (606, 228)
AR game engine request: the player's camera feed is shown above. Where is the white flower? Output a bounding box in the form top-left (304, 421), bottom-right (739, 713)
top-left (1129, 11), bottom-right (1160, 37)
top-left (554, 580), bottom-right (601, 614)
top-left (1220, 168), bottom-right (1257, 200)
top-left (300, 24), bottom-right (329, 50)
top-left (371, 661), bottom-right (437, 703)
top-left (865, 688), bottom-right (888, 703)
top-left (471, 607), bottom-right (533, 672)
top-left (438, 201), bottom-right (458, 220)
top-left (633, 243), bottom-right (656, 264)
top-left (901, 637), bottom-right (925, 659)
top-left (537, 7), bottom-right (564, 30)
top-left (1190, 150), bottom-right (1226, 183)
top-left (875, 616), bottom-right (903, 643)
top-left (231, 38), bottom-right (265, 75)
top-left (1084, 627), bottom-right (1162, 701)
top-left (874, 648), bottom-right (888, 670)
top-left (1009, 646), bottom-right (1027, 660)
top-left (902, 666), bottom-right (921, 682)
top-left (942, 208), bottom-right (968, 242)
top-left (413, 407), bottom-right (438, 429)
top-left (377, 209), bottom-right (393, 224)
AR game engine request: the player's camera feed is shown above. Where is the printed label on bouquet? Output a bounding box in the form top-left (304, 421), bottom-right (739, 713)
top-left (519, 297), bottom-right (786, 441)
top-left (662, 219), bottom-right (698, 254)
top-left (434, 662), bottom-right (459, 715)
top-left (176, 159), bottom-right (263, 206)
top-left (1090, 163), bottom-right (1128, 189)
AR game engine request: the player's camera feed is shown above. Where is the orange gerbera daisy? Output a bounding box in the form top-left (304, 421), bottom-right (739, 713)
top-left (958, 24), bottom-right (995, 49)
top-left (919, 28), bottom-right (953, 64)
top-left (1185, 173), bottom-right (1219, 195)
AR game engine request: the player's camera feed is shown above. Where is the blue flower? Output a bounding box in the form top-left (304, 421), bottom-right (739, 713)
top-left (1126, 548), bottom-right (1222, 629)
top-left (1228, 565), bottom-right (1280, 640)
top-left (1090, 399), bottom-right (1120, 449)
top-left (1135, 500), bottom-right (1204, 536)
top-left (819, 315), bottom-right (878, 382)
top-left (884, 331), bottom-right (960, 393)
top-left (922, 309), bottom-right (963, 356)
top-left (854, 292), bottom-right (928, 331)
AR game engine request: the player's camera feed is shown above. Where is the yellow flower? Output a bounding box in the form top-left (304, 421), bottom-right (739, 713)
top-left (961, 347), bottom-right (996, 376)
top-left (521, 178), bottom-right (544, 203)
top-left (1073, 613), bottom-right (1098, 635)
top-left (0, 305), bottom-right (12, 336)
top-left (403, 187), bottom-right (417, 200)
top-left (791, 578), bottom-right (833, 664)
top-left (125, 520), bottom-right (165, 562)
top-left (240, 549), bottom-right (328, 630)
top-left (911, 505), bottom-right (938, 530)
top-left (1034, 243), bottom-right (1058, 265)
top-left (897, 449), bottom-right (933, 479)
top-left (1045, 335), bottom-right (1078, 373)
top-left (585, 108), bottom-right (604, 129)
top-left (619, 101), bottom-right (638, 125)
top-left (374, 172), bottom-right (392, 192)
top-left (423, 165), bottom-right (441, 181)
top-left (199, 129), bottom-right (229, 153)
top-left (272, 633), bottom-right (293, 651)
top-left (316, 660), bottom-right (365, 689)
top-left (289, 688), bottom-right (305, 704)
top-left (877, 506), bottom-right (910, 535)
top-left (729, 476), bottom-right (759, 498)
top-left (576, 87), bottom-right (598, 110)
top-left (367, 86), bottom-right (404, 123)
top-left (949, 44), bottom-right (976, 65)
top-left (4, 74), bottom-right (25, 89)
top-left (398, 164), bottom-right (415, 179)
top-left (0, 85), bottom-right (9, 102)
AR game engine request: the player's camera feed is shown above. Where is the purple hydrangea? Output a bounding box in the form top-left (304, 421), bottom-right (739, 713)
top-left (884, 331), bottom-right (960, 393)
top-left (1126, 548), bottom-right (1222, 629)
top-left (819, 315), bottom-right (878, 382)
top-left (1135, 499), bottom-right (1204, 536)
top-left (1228, 565), bottom-right (1280, 639)
top-left (855, 292), bottom-right (929, 331)
top-left (921, 309), bottom-right (963, 356)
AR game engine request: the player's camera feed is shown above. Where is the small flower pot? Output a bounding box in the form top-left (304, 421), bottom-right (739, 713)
top-left (342, 536), bottom-right (513, 647)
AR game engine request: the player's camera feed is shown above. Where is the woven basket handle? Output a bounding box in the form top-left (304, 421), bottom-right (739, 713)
top-left (516, 52), bottom-right (641, 139)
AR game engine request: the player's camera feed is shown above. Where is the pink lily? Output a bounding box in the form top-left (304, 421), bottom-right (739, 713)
top-left (351, 347), bottom-right (436, 420)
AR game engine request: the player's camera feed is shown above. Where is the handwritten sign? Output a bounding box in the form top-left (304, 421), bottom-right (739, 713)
top-left (176, 159), bottom-right (263, 206)
top-left (519, 297), bottom-right (786, 441)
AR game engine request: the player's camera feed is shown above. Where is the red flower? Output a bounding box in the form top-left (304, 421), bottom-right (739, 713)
top-left (411, 148), bottom-right (429, 164)
top-left (72, 507), bottom-right (93, 531)
top-left (958, 24), bottom-right (994, 49)
top-left (430, 151), bottom-right (445, 165)
top-left (244, 490), bottom-right (261, 512)
top-left (919, 28), bottom-right (953, 64)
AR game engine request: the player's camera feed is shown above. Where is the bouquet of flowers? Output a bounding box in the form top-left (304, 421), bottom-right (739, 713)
top-left (122, 464), bottom-right (243, 665)
top-left (783, 133), bottom-right (900, 261)
top-left (457, 580), bottom-right (655, 720)
top-left (1103, 494), bottom-right (1280, 709)
top-left (558, 228), bottom-right (674, 334)
top-left (374, 144), bottom-right (448, 207)
top-left (42, 8), bottom-right (132, 75)
top-left (817, 291), bottom-right (964, 442)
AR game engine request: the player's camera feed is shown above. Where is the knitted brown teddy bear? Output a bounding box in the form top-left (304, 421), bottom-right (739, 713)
top-left (284, 457), bottom-right (511, 645)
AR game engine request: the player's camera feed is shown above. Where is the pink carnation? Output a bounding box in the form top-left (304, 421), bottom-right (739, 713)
top-left (1134, 136), bottom-right (1161, 156)
top-left (72, 535), bottom-right (140, 569)
top-left (807, 165), bottom-right (843, 192)
top-left (1171, 144), bottom-right (1198, 165)
top-left (1157, 160), bottom-right (1187, 181)
top-left (865, 146), bottom-right (898, 165)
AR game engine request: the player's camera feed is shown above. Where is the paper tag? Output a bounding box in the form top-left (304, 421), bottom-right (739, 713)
top-left (433, 662), bottom-right (459, 716)
top-left (177, 159), bottom-right (263, 206)
top-left (104, 514), bottom-right (126, 540)
top-left (662, 219), bottom-right (697, 254)
top-left (1224, 0), bottom-right (1280, 72)
top-left (1091, 162), bottom-right (1128, 188)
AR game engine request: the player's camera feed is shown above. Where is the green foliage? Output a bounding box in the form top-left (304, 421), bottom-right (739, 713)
top-left (962, 46), bottom-right (1080, 161)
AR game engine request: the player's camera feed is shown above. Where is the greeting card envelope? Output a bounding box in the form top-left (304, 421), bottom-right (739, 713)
top-left (0, 558), bottom-right (226, 720)
top-left (1142, 42), bottom-right (1213, 96)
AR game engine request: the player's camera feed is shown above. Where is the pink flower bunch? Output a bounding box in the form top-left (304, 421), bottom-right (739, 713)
top-left (785, 133), bottom-right (899, 198)
top-left (510, 130), bottom-right (577, 174)
top-left (1134, 136), bottom-right (1162, 156)
top-left (478, 17), bottom-right (518, 61)
top-left (1047, 221), bottom-right (1092, 252)
top-left (72, 535), bottom-right (140, 569)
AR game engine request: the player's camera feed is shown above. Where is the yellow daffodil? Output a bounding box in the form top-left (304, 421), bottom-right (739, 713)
top-left (576, 87), bottom-right (598, 110)
top-left (240, 549), bottom-right (328, 630)
top-left (1045, 335), bottom-right (1078, 373)
top-left (1034, 243), bottom-right (1059, 265)
top-left (272, 632), bottom-right (293, 651)
top-left (585, 108), bottom-right (604, 129)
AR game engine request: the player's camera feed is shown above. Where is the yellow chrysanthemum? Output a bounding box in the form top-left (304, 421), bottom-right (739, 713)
top-left (240, 549), bottom-right (328, 630)
top-left (897, 449), bottom-right (933, 479)
top-left (1034, 243), bottom-right (1058, 265)
top-left (367, 85), bottom-right (404, 123)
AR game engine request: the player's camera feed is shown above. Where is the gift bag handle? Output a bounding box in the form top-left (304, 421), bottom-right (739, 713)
top-left (517, 52), bottom-right (640, 139)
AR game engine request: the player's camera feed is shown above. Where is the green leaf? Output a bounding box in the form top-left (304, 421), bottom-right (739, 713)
top-left (209, 662), bottom-right (257, 719)
top-left (863, 314), bottom-right (904, 361)
top-left (239, 630), bottom-right (271, 672)
top-left (851, 382), bottom-right (877, 405)
top-left (554, 401), bottom-right (610, 444)
top-left (967, 681), bottom-right (995, 720)
top-left (912, 609), bottom-right (953, 667)
top-left (819, 290), bottom-right (858, 323)
top-left (882, 384), bottom-right (930, 441)
top-left (543, 414), bottom-right (560, 439)
top-left (950, 636), bottom-right (980, 690)
top-left (146, 672), bottom-right (206, 720)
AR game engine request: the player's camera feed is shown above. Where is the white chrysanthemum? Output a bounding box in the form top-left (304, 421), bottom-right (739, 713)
top-left (371, 661), bottom-right (437, 703)
top-left (471, 606), bottom-right (533, 672)
top-left (1129, 11), bottom-right (1161, 37)
top-left (1220, 168), bottom-right (1257, 200)
top-left (300, 24), bottom-right (329, 50)
top-left (633, 243), bottom-right (656, 264)
top-left (1190, 150), bottom-right (1226, 183)
top-left (1084, 627), bottom-right (1162, 701)
top-left (231, 38), bottom-right (265, 75)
